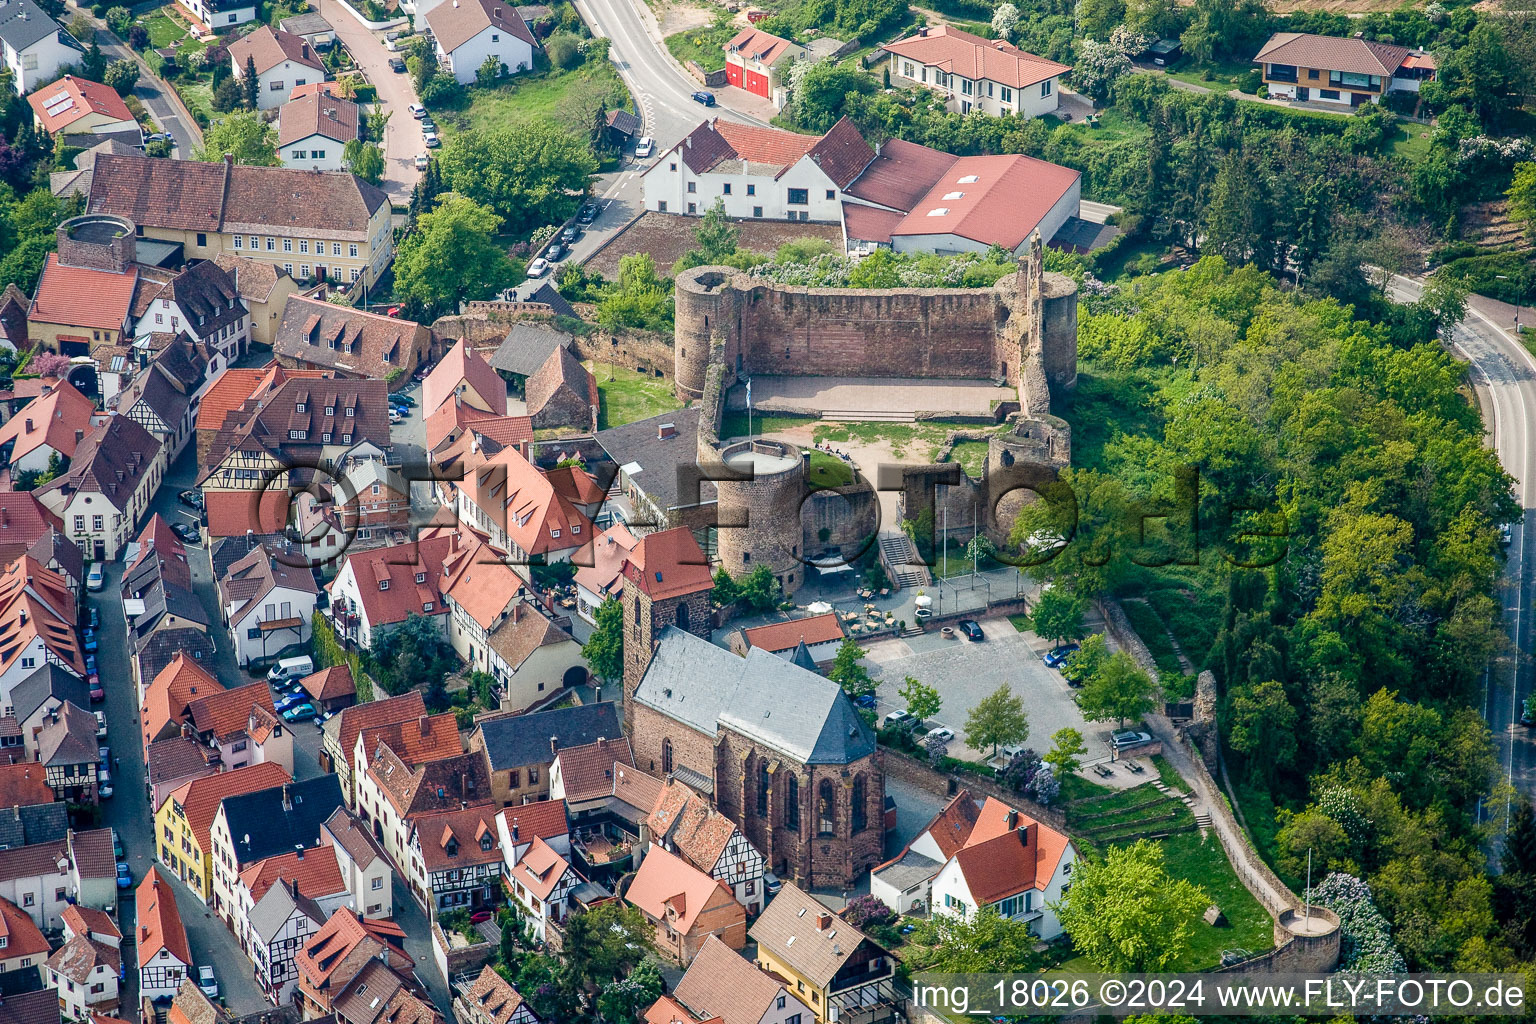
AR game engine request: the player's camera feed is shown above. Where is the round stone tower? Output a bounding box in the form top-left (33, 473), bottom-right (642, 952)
top-left (1274, 906), bottom-right (1342, 972)
top-left (673, 266), bottom-right (741, 402)
top-left (1040, 270), bottom-right (1078, 392)
top-left (56, 213), bottom-right (136, 273)
top-left (715, 438), bottom-right (807, 597)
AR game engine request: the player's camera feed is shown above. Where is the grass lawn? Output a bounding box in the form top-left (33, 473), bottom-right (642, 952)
top-left (1153, 754), bottom-right (1189, 794)
top-left (176, 80), bottom-right (215, 125)
top-left (719, 410), bottom-right (817, 439)
top-left (1390, 122), bottom-right (1433, 163)
top-left (1140, 830), bottom-right (1275, 969)
top-left (595, 366), bottom-right (683, 430)
top-left (807, 449), bottom-right (853, 489)
top-left (945, 439), bottom-right (989, 479)
top-left (1009, 613), bottom-right (1030, 632)
top-left (814, 420), bottom-right (1002, 461)
top-left (1060, 773), bottom-right (1114, 803)
top-left (438, 61), bottom-right (630, 140)
top-left (142, 8), bottom-right (193, 48)
top-left (1161, 57), bottom-right (1254, 92)
top-left (664, 21), bottom-right (737, 74)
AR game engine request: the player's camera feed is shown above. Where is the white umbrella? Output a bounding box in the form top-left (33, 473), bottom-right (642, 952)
top-left (807, 601), bottom-right (833, 615)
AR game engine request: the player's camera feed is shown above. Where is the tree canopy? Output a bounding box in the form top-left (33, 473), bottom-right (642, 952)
top-left (436, 122), bottom-right (597, 236)
top-left (393, 193), bottom-right (513, 313)
top-left (1056, 840), bottom-right (1209, 971)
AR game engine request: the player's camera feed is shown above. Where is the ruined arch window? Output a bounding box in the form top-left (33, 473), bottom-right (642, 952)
top-left (758, 760), bottom-right (771, 818)
top-left (634, 598), bottom-right (641, 625)
top-left (817, 779), bottom-right (836, 837)
top-left (676, 602), bottom-right (690, 630)
top-left (661, 738), bottom-right (673, 775)
top-left (852, 775), bottom-right (867, 833)
top-left (786, 775), bottom-right (799, 831)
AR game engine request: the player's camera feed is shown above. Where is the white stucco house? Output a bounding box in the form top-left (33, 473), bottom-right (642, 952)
top-left (278, 93), bottom-right (360, 172)
top-left (424, 0), bottom-right (536, 86)
top-left (321, 807), bottom-right (394, 919)
top-left (229, 26), bottom-right (325, 111)
top-left (927, 798), bottom-right (1076, 939)
top-left (0, 0), bottom-right (84, 96)
top-left (219, 545), bottom-right (320, 667)
top-left (177, 0), bottom-right (257, 31)
top-left (882, 25), bottom-right (1069, 118)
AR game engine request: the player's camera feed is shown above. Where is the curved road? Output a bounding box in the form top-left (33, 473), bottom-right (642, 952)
top-left (1390, 275), bottom-right (1535, 831)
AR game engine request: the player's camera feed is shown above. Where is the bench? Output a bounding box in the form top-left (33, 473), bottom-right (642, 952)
top-left (1092, 763), bottom-right (1114, 778)
top-left (1126, 760), bottom-right (1145, 774)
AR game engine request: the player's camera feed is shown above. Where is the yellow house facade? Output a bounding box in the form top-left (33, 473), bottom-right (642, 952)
top-left (154, 791), bottom-right (208, 900)
top-left (154, 762), bottom-right (291, 905)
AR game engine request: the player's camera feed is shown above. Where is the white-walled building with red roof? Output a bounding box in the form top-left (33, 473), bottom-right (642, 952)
top-left (723, 26), bottom-right (802, 105)
top-left (27, 75), bottom-right (139, 140)
top-left (928, 795), bottom-right (1075, 938)
top-left (883, 25), bottom-right (1070, 118)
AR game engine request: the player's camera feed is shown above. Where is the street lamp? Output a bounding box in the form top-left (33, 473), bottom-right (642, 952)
top-left (1496, 274), bottom-right (1522, 335)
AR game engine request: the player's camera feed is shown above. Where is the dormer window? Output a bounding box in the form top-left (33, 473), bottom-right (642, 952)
top-left (572, 524), bottom-right (581, 534)
top-left (296, 403), bottom-right (306, 413)
top-left (480, 833), bottom-right (493, 851)
top-left (379, 579), bottom-right (390, 591)
top-left (550, 529), bottom-right (560, 539)
top-left (445, 839), bottom-right (458, 856)
top-left (323, 433), bottom-right (332, 443)
top-left (343, 434), bottom-right (352, 443)
top-left (415, 572), bottom-right (426, 584)
top-left (325, 406), bottom-right (335, 416)
top-left (423, 601), bottom-right (434, 612)
top-left (345, 408), bottom-right (355, 417)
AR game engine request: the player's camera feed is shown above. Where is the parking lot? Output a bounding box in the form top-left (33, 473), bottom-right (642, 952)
top-left (863, 616), bottom-right (1114, 767)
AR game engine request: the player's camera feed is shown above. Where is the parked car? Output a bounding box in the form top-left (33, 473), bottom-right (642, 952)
top-left (178, 489), bottom-right (205, 511)
top-left (1042, 642), bottom-right (1079, 668)
top-left (414, 153), bottom-right (429, 170)
top-left (389, 408), bottom-right (403, 424)
top-left (116, 863), bottom-right (132, 889)
top-left (96, 711), bottom-right (107, 739)
top-left (546, 242), bottom-right (565, 262)
top-left (526, 257), bottom-right (550, 278)
top-left (1503, 522), bottom-right (1515, 546)
top-left (389, 56), bottom-right (407, 72)
top-left (1521, 696), bottom-right (1535, 728)
top-left (691, 90), bottom-right (715, 106)
top-left (87, 607), bottom-right (99, 629)
top-left (90, 681), bottom-right (105, 702)
top-left (1111, 730), bottom-right (1152, 748)
top-left (282, 703), bottom-right (318, 722)
top-left (85, 654), bottom-right (97, 674)
top-left (423, 133), bottom-right (440, 148)
top-left (268, 656), bottom-right (314, 684)
top-left (469, 909), bottom-right (494, 923)
top-left (882, 709), bottom-right (914, 729)
top-left (958, 618), bottom-right (984, 641)
top-left (408, 103), bottom-right (427, 119)
top-left (86, 564), bottom-right (105, 591)
top-left (578, 203), bottom-right (598, 223)
top-left (274, 692), bottom-right (309, 714)
top-left (389, 392), bottom-right (416, 407)
top-left (83, 631), bottom-right (98, 653)
top-left (927, 725), bottom-right (954, 742)
top-left (560, 225), bottom-right (579, 244)
top-left (420, 116), bottom-right (437, 133)
top-left (112, 829), bottom-right (123, 859)
top-left (173, 521), bottom-right (200, 543)
top-left (853, 692), bottom-right (877, 709)
top-left (634, 136), bottom-right (653, 158)
top-left (198, 966), bottom-right (218, 999)
top-left (144, 132), bottom-right (172, 143)
top-left (99, 782), bottom-right (114, 799)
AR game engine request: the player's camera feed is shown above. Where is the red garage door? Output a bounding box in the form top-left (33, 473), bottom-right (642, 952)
top-left (744, 67), bottom-right (769, 98)
top-left (726, 61), bottom-right (743, 88)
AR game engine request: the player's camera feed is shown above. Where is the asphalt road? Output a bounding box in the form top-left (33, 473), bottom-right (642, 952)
top-left (62, 1), bottom-right (199, 156)
top-left (1389, 276), bottom-right (1535, 830)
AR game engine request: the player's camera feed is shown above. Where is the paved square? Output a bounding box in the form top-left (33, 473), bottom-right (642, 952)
top-left (863, 616), bottom-right (1113, 765)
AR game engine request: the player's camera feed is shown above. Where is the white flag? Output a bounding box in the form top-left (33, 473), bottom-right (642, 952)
top-left (745, 377), bottom-right (752, 410)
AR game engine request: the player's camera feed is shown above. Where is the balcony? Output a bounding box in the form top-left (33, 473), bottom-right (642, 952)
top-left (1265, 64), bottom-right (1298, 83)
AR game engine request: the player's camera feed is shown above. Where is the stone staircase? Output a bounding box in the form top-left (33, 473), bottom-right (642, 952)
top-left (1153, 779), bottom-right (1211, 835)
top-left (879, 533), bottom-right (929, 591)
top-left (821, 409), bottom-right (917, 422)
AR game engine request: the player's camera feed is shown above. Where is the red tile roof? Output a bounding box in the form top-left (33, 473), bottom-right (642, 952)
top-left (239, 844), bottom-right (347, 903)
top-left (841, 201), bottom-right (905, 245)
top-left (0, 494), bottom-right (64, 563)
top-left (506, 835), bottom-right (570, 901)
top-left (203, 488), bottom-right (292, 539)
top-left (412, 804), bottom-right (500, 871)
top-left (496, 800), bottom-right (569, 845)
top-left (806, 116), bottom-right (876, 189)
top-left (626, 844), bottom-right (737, 937)
top-left (0, 556), bottom-right (84, 678)
top-left (883, 25), bottom-right (1070, 89)
top-left (553, 738), bottom-right (633, 803)
top-left (0, 894), bottom-right (49, 960)
top-left (278, 93), bottom-right (361, 147)
top-left (301, 665), bottom-right (355, 702)
top-left (164, 762), bottom-right (291, 855)
top-left (62, 904), bottom-right (121, 942)
top-left (296, 908), bottom-right (412, 989)
top-left (724, 26), bottom-right (797, 66)
top-left (0, 380), bottom-right (99, 466)
top-left (951, 797), bottom-right (1070, 905)
top-left (29, 253), bottom-right (137, 332)
top-left (187, 680), bottom-right (277, 743)
top-left (196, 366), bottom-right (275, 433)
top-left (715, 120), bottom-right (819, 175)
top-left (646, 995), bottom-right (720, 1024)
top-left (357, 712), bottom-right (461, 768)
top-left (333, 532), bottom-right (452, 630)
top-left (142, 653), bottom-right (224, 748)
top-left (1253, 31), bottom-right (1410, 78)
top-left (331, 691), bottom-right (428, 772)
top-left (623, 526), bottom-right (713, 601)
top-left (423, 339), bottom-right (508, 419)
top-left (229, 25), bottom-right (324, 76)
top-left (136, 867), bottom-right (192, 967)
top-left (841, 137), bottom-right (957, 213)
top-left (573, 522), bottom-right (638, 605)
top-left (742, 612), bottom-right (843, 654)
top-left (439, 529), bottom-right (523, 630)
top-left (647, 779), bottom-right (736, 872)
top-left (27, 75), bottom-right (134, 133)
top-left (888, 152), bottom-right (1079, 251)
top-left (461, 449), bottom-right (593, 557)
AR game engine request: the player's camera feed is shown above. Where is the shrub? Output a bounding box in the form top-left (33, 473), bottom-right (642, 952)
top-left (843, 895), bottom-right (896, 930)
top-left (104, 6), bottom-right (130, 33)
top-left (546, 30), bottom-right (582, 70)
top-left (127, 24), bottom-right (147, 48)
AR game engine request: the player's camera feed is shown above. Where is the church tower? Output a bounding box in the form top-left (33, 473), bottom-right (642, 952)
top-left (619, 527), bottom-right (714, 731)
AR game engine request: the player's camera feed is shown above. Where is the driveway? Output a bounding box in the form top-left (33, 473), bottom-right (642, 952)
top-left (316, 0), bottom-right (422, 204)
top-left (862, 615), bottom-right (1113, 766)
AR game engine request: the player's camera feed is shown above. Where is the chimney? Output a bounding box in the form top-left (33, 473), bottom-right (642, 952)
top-left (816, 912), bottom-right (832, 931)
top-left (224, 154), bottom-right (234, 168)
top-left (512, 601), bottom-right (523, 623)
top-left (459, 772), bottom-right (467, 800)
top-left (418, 715), bottom-right (430, 737)
top-left (1017, 823), bottom-right (1030, 847)
top-left (1005, 808), bottom-right (1018, 829)
top-left (657, 422), bottom-right (677, 440)
top-left (282, 783), bottom-right (293, 812)
top-left (550, 735), bottom-right (558, 755)
top-left (24, 418), bottom-right (32, 433)
top-left (75, 429), bottom-right (83, 445)
top-left (510, 820), bottom-right (519, 842)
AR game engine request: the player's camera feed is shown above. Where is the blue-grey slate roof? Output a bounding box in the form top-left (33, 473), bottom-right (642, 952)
top-left (0, 0), bottom-right (73, 53)
top-left (635, 626), bottom-right (877, 765)
top-left (477, 701), bottom-right (622, 771)
top-left (222, 773), bottom-right (345, 866)
top-left (9, 664), bottom-right (89, 725)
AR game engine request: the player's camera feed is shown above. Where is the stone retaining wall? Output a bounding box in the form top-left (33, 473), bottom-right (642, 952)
top-left (882, 746), bottom-right (1067, 832)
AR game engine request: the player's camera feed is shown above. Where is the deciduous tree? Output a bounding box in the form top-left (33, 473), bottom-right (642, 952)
top-left (898, 675), bottom-right (941, 723)
top-left (1055, 840), bottom-right (1208, 971)
top-left (581, 597), bottom-right (624, 687)
top-left (1044, 727), bottom-right (1087, 777)
top-left (394, 194), bottom-right (513, 312)
top-left (829, 638), bottom-right (875, 700)
top-left (964, 685), bottom-right (1028, 757)
top-left (197, 110), bottom-right (277, 165)
top-left (1076, 650), bottom-right (1156, 728)
top-left (436, 121), bottom-right (597, 235)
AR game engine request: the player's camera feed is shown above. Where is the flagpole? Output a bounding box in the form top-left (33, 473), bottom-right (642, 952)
top-left (746, 377), bottom-right (753, 438)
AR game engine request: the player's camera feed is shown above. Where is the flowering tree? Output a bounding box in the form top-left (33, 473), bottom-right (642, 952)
top-left (991, 3), bottom-right (1019, 41)
top-left (29, 351), bottom-right (71, 378)
top-left (1072, 38), bottom-right (1131, 102)
top-left (1305, 872), bottom-right (1407, 974)
top-left (843, 894), bottom-right (896, 930)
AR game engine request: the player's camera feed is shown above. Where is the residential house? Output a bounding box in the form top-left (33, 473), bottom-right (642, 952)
top-left (0, 715), bottom-right (22, 765)
top-left (44, 905), bottom-right (122, 1019)
top-left (349, 714), bottom-right (460, 800)
top-left (209, 257), bottom-right (301, 348)
top-left (122, 517), bottom-right (209, 660)
top-left (194, 363), bottom-right (324, 468)
top-left (319, 807), bottom-right (392, 918)
top-left (116, 335), bottom-right (215, 461)
top-left (404, 803), bottom-right (500, 917)
top-left (647, 778), bottom-right (766, 915)
top-left (219, 545), bottom-right (320, 667)
top-left (1255, 31), bottom-right (1437, 107)
top-left (0, 761), bottom-right (59, 810)
top-left (487, 323), bottom-right (572, 392)
top-left (36, 703), bottom-right (100, 804)
top-left (664, 935), bottom-right (815, 1024)
top-left (471, 701), bottom-right (621, 806)
top-left (354, 746), bottom-right (490, 879)
top-left (0, 380), bottom-right (102, 476)
top-left (548, 737), bottom-right (633, 819)
top-left (723, 27), bottom-right (801, 106)
top-left (928, 797), bottom-right (1075, 938)
top-left (291, 451), bottom-right (410, 559)
top-left (422, 339), bottom-right (507, 420)
top-left (273, 297), bottom-right (433, 380)
top-left (278, 94), bottom-right (360, 172)
top-left (452, 449), bottom-right (597, 578)
top-left (440, 530), bottom-right (588, 711)
top-left (230, 27), bottom-right (326, 110)
top-left (141, 653), bottom-right (223, 749)
top-left (185, 679), bottom-right (290, 773)
top-left (0, 795), bottom-right (64, 850)
top-left (277, 12), bottom-right (335, 48)
top-left (153, 761), bottom-right (291, 903)
top-left (0, 558), bottom-right (86, 713)
top-left (0, 894), bottom-right (50, 986)
top-left (318, 690), bottom-right (427, 807)
top-left (135, 632), bottom-right (217, 705)
top-left (26, 75), bottom-right (138, 143)
top-left (503, 835), bottom-right (578, 945)
top-left (0, 0), bottom-right (83, 95)
top-left (749, 884), bottom-right (897, 1024)
top-left (0, 828), bottom-right (116, 930)
top-left (87, 153), bottom-right (394, 289)
top-left (132, 259), bottom-right (250, 370)
top-left (524, 344), bottom-right (595, 433)
top-left (48, 139), bottom-right (136, 202)
top-left (870, 789), bottom-right (978, 914)
top-left (883, 25), bottom-right (1069, 117)
top-left (325, 534), bottom-right (452, 652)
top-left (299, 665), bottom-right (356, 714)
top-left (0, 498), bottom-right (66, 567)
top-left (135, 868), bottom-right (192, 1003)
top-left (26, 224), bottom-right (139, 358)
top-left (8, 664), bottom-right (89, 760)
top-left (424, 0), bottom-right (536, 86)
top-left (330, 960), bottom-right (441, 1024)
top-left (36, 416), bottom-right (163, 561)
top-left (423, 403), bottom-right (530, 473)
top-left (594, 411), bottom-right (718, 535)
top-left (572, 523), bottom-right (636, 624)
top-left (453, 966), bottom-right (540, 1024)
top-left (737, 613), bottom-right (842, 671)
top-left (629, 628), bottom-right (883, 890)
top-left (493, 800), bottom-right (570, 871)
top-left (293, 908), bottom-right (412, 1020)
top-left (626, 844), bottom-right (745, 963)
top-left (145, 736), bottom-right (217, 813)
top-left (208, 774), bottom-right (345, 925)
top-left (244, 877), bottom-right (333, 1007)
top-left (177, 0), bottom-right (256, 31)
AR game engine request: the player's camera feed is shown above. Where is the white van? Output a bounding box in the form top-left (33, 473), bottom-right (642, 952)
top-left (267, 655), bottom-right (314, 684)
